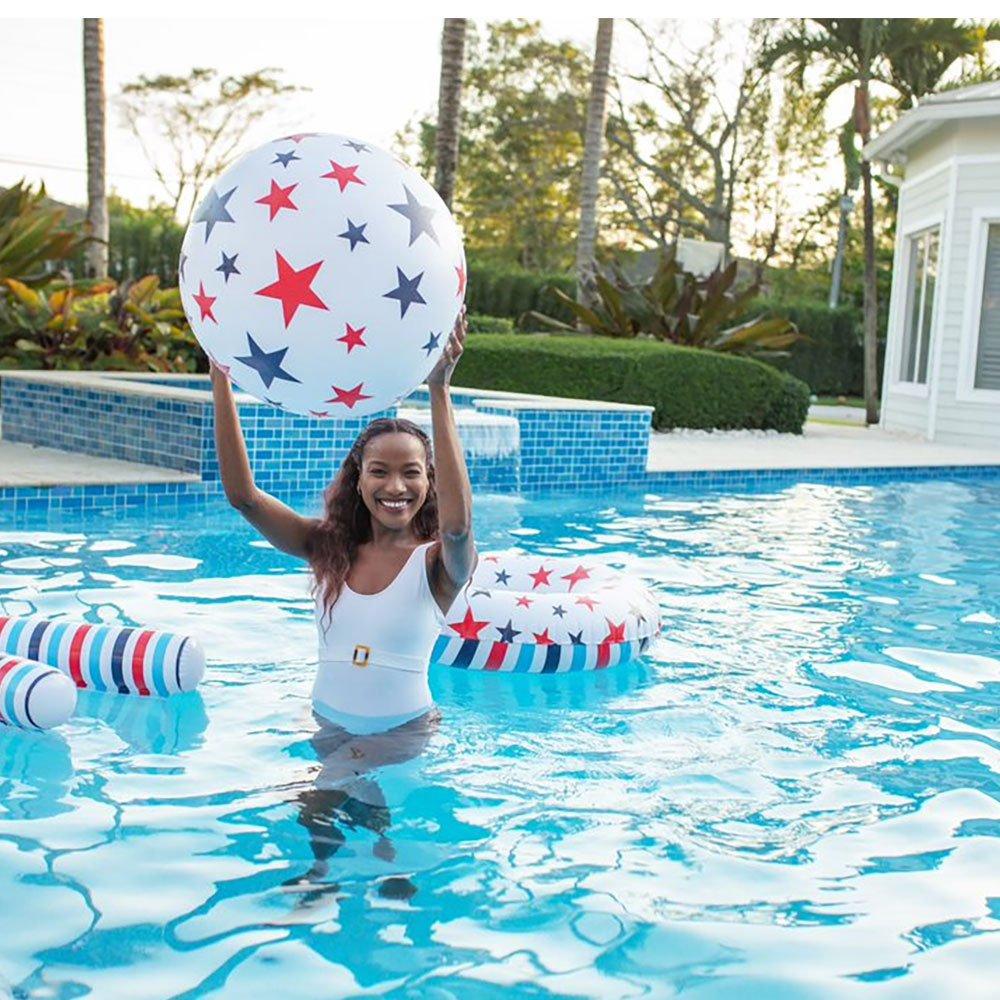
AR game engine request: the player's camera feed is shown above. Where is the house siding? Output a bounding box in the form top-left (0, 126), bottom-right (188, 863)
top-left (880, 166), bottom-right (949, 437)
top-left (931, 158), bottom-right (1000, 447)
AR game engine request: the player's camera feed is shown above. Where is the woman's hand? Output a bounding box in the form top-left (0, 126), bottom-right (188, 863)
top-left (426, 305), bottom-right (467, 388)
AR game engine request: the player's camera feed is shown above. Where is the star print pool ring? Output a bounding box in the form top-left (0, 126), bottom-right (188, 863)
top-left (432, 553), bottom-right (661, 672)
top-left (179, 132), bottom-right (466, 417)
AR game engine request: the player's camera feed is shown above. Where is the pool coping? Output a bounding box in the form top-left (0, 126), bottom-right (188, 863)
top-left (0, 369), bottom-right (654, 414)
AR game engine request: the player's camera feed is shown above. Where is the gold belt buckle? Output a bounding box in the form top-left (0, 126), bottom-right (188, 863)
top-left (352, 643), bottom-right (371, 668)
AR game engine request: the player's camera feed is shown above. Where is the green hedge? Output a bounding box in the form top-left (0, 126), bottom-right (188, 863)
top-left (739, 297), bottom-right (886, 397)
top-left (467, 313), bottom-right (516, 335)
top-left (455, 333), bottom-right (810, 433)
top-left (466, 261), bottom-right (577, 327)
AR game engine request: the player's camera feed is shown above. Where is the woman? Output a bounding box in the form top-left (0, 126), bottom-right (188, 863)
top-left (210, 305), bottom-right (476, 735)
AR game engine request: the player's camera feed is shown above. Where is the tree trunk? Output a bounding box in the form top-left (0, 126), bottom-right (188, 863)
top-left (83, 18), bottom-right (108, 279)
top-left (433, 18), bottom-right (467, 211)
top-left (858, 81), bottom-right (879, 426)
top-left (828, 191), bottom-right (853, 309)
top-left (575, 18), bottom-right (615, 311)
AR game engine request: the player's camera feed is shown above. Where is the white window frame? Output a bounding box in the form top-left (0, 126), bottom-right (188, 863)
top-left (957, 205), bottom-right (1000, 404)
top-left (888, 212), bottom-right (944, 399)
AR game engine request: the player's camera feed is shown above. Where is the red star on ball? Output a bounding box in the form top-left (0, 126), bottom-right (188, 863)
top-left (529, 565), bottom-right (553, 589)
top-left (455, 263), bottom-right (467, 298)
top-left (448, 605), bottom-right (490, 640)
top-left (321, 160), bottom-right (365, 192)
top-left (192, 281), bottom-right (217, 323)
top-left (256, 252), bottom-right (328, 327)
top-left (337, 323), bottom-right (367, 353)
top-left (515, 595), bottom-right (534, 609)
top-left (533, 627), bottom-right (555, 645)
top-left (562, 565), bottom-right (591, 591)
top-left (325, 383), bottom-right (372, 409)
top-left (484, 555), bottom-right (500, 563)
top-left (575, 595), bottom-right (599, 612)
top-left (280, 132), bottom-right (317, 143)
top-left (256, 180), bottom-right (298, 220)
top-left (309, 410), bottom-right (331, 418)
top-left (602, 619), bottom-right (627, 644)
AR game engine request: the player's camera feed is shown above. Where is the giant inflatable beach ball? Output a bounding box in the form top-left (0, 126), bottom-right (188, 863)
top-left (178, 132), bottom-right (466, 417)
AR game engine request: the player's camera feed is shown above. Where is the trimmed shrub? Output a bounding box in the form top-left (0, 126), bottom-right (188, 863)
top-left (467, 313), bottom-right (516, 334)
top-left (466, 261), bottom-right (577, 327)
top-left (454, 333), bottom-right (810, 433)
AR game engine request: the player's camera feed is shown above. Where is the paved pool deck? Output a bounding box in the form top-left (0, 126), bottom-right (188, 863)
top-left (0, 437), bottom-right (199, 487)
top-left (646, 421), bottom-right (1000, 473)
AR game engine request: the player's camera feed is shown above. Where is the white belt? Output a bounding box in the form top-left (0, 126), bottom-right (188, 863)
top-left (318, 645), bottom-right (428, 673)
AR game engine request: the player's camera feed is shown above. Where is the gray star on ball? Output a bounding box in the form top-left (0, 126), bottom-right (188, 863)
top-left (420, 331), bottom-right (441, 356)
top-left (344, 139), bottom-right (371, 153)
top-left (387, 185), bottom-right (439, 246)
top-left (194, 185), bottom-right (237, 242)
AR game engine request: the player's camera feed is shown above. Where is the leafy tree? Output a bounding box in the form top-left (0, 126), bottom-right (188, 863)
top-left (400, 20), bottom-right (593, 271)
top-left (118, 67), bottom-right (301, 225)
top-left (604, 20), bottom-right (773, 256)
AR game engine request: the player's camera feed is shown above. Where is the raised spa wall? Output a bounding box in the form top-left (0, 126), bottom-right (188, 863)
top-left (0, 371), bottom-right (653, 499)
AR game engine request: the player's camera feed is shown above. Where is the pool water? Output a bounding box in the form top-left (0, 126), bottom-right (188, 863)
top-left (1, 480), bottom-right (998, 998)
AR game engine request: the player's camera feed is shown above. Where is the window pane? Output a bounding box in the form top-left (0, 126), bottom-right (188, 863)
top-left (900, 232), bottom-right (924, 382)
top-left (974, 224), bottom-right (1000, 390)
top-left (917, 229), bottom-right (938, 383)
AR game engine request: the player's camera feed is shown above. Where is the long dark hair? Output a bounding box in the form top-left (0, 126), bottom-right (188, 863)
top-left (308, 418), bottom-right (440, 632)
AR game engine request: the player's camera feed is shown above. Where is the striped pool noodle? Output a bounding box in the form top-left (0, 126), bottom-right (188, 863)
top-left (0, 617), bottom-right (206, 697)
top-left (0, 653), bottom-right (77, 730)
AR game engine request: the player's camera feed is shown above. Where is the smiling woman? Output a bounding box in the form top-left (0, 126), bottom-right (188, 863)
top-left (209, 306), bottom-right (475, 736)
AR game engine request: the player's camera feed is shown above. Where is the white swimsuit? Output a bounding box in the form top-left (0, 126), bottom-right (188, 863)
top-left (312, 540), bottom-right (448, 734)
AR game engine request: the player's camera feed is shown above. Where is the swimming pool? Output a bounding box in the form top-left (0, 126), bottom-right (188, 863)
top-left (1, 480), bottom-right (998, 997)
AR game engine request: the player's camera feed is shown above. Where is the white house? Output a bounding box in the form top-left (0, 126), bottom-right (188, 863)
top-left (865, 81), bottom-right (1000, 447)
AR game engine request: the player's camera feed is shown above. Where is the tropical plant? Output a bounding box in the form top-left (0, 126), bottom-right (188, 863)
top-left (433, 18), bottom-right (468, 210)
top-left (575, 18), bottom-right (614, 311)
top-left (524, 248), bottom-right (801, 358)
top-left (83, 17), bottom-right (108, 278)
top-left (0, 275), bottom-right (197, 371)
top-left (0, 181), bottom-right (89, 285)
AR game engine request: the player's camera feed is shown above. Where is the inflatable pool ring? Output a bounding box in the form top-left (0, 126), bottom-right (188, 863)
top-left (0, 654), bottom-right (77, 730)
top-left (432, 552), bottom-right (660, 672)
top-left (0, 617), bottom-right (205, 697)
top-left (179, 131), bottom-right (465, 417)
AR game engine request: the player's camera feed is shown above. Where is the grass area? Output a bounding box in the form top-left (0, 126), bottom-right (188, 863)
top-left (814, 395), bottom-right (865, 408)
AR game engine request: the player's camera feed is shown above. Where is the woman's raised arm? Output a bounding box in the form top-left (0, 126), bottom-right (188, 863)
top-left (427, 307), bottom-right (477, 588)
top-left (210, 363), bottom-right (317, 559)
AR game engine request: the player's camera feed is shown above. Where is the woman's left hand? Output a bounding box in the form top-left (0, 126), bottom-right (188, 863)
top-left (426, 305), bottom-right (467, 388)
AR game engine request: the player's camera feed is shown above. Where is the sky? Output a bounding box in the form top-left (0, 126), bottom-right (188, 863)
top-left (0, 17), bottom-right (650, 210)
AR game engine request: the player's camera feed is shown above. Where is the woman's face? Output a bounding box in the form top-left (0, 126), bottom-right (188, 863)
top-left (358, 432), bottom-right (430, 528)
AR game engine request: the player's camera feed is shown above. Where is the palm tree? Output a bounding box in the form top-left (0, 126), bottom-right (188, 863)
top-left (883, 18), bottom-right (1000, 108)
top-left (765, 18), bottom-right (1000, 424)
top-left (575, 18), bottom-right (615, 311)
top-left (433, 18), bottom-right (467, 211)
top-left (83, 17), bottom-right (108, 279)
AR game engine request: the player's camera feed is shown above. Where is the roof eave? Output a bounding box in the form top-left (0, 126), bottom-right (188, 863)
top-left (863, 99), bottom-right (1000, 163)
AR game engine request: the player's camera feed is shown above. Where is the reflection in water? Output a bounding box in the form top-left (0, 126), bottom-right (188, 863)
top-left (283, 709), bottom-right (439, 904)
top-left (75, 689), bottom-right (209, 755)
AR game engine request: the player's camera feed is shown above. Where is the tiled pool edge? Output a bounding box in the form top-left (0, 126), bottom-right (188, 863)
top-left (2, 463), bottom-right (998, 523)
